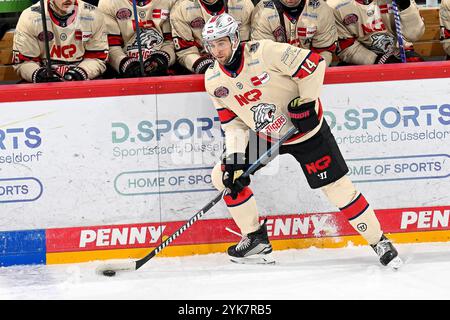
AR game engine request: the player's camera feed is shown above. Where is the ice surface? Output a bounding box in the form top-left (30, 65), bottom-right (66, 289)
top-left (1, 242), bottom-right (450, 300)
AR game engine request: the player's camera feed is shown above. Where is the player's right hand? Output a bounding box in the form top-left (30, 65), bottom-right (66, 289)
top-left (193, 55), bottom-right (214, 74)
top-left (375, 52), bottom-right (402, 64)
top-left (221, 153), bottom-right (251, 200)
top-left (32, 67), bottom-right (63, 83)
top-left (143, 51), bottom-right (170, 76)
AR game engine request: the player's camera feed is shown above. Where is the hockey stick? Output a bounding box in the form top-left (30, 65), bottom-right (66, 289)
top-left (96, 126), bottom-right (298, 276)
top-left (39, 0), bottom-right (53, 76)
top-left (131, 0), bottom-right (146, 76)
top-left (390, 0), bottom-right (407, 63)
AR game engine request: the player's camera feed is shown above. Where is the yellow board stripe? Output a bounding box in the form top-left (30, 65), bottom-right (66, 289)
top-left (46, 230), bottom-right (450, 265)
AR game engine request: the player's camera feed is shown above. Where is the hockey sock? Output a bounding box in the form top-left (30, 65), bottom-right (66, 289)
top-left (321, 176), bottom-right (383, 245)
top-left (224, 186), bottom-right (260, 234)
top-left (340, 193), bottom-right (383, 245)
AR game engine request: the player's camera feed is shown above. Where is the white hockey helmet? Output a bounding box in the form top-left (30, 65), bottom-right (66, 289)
top-left (202, 13), bottom-right (240, 62)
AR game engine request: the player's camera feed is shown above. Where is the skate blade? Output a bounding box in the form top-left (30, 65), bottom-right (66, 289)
top-left (229, 253), bottom-right (275, 265)
top-left (387, 256), bottom-right (403, 270)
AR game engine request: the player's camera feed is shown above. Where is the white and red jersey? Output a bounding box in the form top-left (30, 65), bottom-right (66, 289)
top-left (12, 0), bottom-right (108, 82)
top-left (170, 0), bottom-right (254, 72)
top-left (204, 39), bottom-right (326, 155)
top-left (98, 0), bottom-right (177, 72)
top-left (441, 0), bottom-right (450, 56)
top-left (251, 0), bottom-right (338, 66)
top-left (330, 0), bottom-right (425, 64)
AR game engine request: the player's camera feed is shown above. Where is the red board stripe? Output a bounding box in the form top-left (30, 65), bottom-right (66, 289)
top-left (45, 205), bottom-right (450, 253)
top-left (1, 63), bottom-right (450, 103)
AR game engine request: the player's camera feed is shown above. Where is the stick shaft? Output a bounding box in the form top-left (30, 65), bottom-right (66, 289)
top-left (134, 126), bottom-right (298, 270)
top-left (135, 190), bottom-right (226, 269)
top-left (391, 0), bottom-right (407, 63)
top-left (39, 0), bottom-right (52, 75)
top-left (131, 0), bottom-right (145, 76)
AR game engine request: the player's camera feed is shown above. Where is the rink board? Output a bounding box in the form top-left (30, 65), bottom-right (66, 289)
top-left (1, 205), bottom-right (449, 266)
top-left (45, 205), bottom-right (450, 264)
top-left (0, 62), bottom-right (449, 266)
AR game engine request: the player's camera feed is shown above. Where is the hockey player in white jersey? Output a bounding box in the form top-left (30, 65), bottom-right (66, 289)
top-left (251, 0), bottom-right (338, 66)
top-left (98, 0), bottom-right (177, 78)
top-left (202, 13), bottom-right (402, 268)
top-left (330, 0), bottom-right (425, 65)
top-left (12, 0), bottom-right (108, 82)
top-left (441, 0), bottom-right (450, 59)
top-left (170, 0), bottom-right (254, 74)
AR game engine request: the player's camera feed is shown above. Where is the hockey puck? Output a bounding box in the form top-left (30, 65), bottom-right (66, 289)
top-left (103, 270), bottom-right (116, 277)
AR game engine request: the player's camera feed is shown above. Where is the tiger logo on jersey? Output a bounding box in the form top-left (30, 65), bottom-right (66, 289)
top-left (369, 33), bottom-right (395, 54)
top-left (126, 29), bottom-right (164, 58)
top-left (251, 103), bottom-right (276, 131)
top-left (140, 29), bottom-right (164, 48)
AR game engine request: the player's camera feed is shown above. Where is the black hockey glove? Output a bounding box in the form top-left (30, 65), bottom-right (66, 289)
top-left (221, 153), bottom-right (251, 200)
top-left (192, 55), bottom-right (214, 74)
top-left (63, 66), bottom-right (88, 81)
top-left (119, 57), bottom-right (143, 78)
top-left (405, 49), bottom-right (424, 62)
top-left (287, 97), bottom-right (319, 134)
top-left (32, 67), bottom-right (63, 83)
top-left (375, 51), bottom-right (402, 64)
top-left (143, 51), bottom-right (170, 76)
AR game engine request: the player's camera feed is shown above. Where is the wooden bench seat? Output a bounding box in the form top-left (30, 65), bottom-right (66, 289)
top-left (0, 30), bottom-right (19, 82)
top-left (414, 7), bottom-right (446, 58)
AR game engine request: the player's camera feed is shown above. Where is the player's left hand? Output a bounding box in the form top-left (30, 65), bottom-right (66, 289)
top-left (143, 51), bottom-right (170, 76)
top-left (63, 67), bottom-right (88, 81)
top-left (221, 153), bottom-right (251, 200)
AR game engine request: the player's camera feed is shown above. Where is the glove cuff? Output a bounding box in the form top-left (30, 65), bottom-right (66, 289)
top-left (287, 100), bottom-right (316, 119)
top-left (287, 99), bottom-right (319, 133)
top-left (32, 67), bottom-right (45, 83)
top-left (72, 66), bottom-right (88, 80)
top-left (375, 52), bottom-right (392, 64)
top-left (193, 56), bottom-right (214, 74)
top-left (149, 51), bottom-right (170, 65)
top-left (119, 57), bottom-right (139, 74)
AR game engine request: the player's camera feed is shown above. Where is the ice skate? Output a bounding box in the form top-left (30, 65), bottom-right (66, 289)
top-left (227, 220), bottom-right (275, 265)
top-left (371, 234), bottom-right (403, 270)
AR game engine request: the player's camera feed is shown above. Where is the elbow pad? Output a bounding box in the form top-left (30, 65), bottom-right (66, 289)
top-left (287, 98), bottom-right (319, 133)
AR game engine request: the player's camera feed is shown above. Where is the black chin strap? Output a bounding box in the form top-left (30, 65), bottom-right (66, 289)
top-left (224, 43), bottom-right (243, 73)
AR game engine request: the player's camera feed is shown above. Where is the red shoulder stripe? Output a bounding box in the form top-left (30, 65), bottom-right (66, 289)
top-left (292, 51), bottom-right (323, 79)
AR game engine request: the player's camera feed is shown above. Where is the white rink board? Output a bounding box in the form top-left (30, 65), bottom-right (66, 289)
top-left (0, 78), bottom-right (449, 231)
